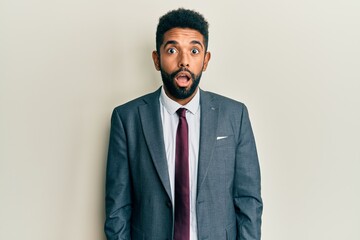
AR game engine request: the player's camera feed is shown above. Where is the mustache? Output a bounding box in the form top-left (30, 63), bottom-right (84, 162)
top-left (170, 67), bottom-right (195, 80)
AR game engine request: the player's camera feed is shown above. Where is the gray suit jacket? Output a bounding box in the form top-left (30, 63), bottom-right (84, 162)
top-left (105, 88), bottom-right (262, 240)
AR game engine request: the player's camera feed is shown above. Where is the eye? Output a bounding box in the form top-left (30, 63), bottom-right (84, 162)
top-left (191, 48), bottom-right (200, 54)
top-left (167, 48), bottom-right (177, 54)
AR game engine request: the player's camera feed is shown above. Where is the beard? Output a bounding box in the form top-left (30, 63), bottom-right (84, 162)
top-left (160, 67), bottom-right (202, 100)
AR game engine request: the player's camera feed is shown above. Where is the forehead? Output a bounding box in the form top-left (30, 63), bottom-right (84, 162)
top-left (162, 28), bottom-right (204, 45)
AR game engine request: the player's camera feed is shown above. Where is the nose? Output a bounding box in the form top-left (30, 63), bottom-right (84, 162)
top-left (178, 52), bottom-right (189, 68)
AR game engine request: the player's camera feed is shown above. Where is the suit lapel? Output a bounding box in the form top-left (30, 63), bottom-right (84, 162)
top-left (139, 88), bottom-right (172, 201)
top-left (197, 90), bottom-right (219, 196)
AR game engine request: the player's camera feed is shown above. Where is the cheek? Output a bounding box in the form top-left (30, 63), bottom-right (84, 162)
top-left (193, 59), bottom-right (205, 72)
top-left (160, 56), bottom-right (176, 69)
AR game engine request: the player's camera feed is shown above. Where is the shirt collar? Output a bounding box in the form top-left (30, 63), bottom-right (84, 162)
top-left (160, 86), bottom-right (200, 115)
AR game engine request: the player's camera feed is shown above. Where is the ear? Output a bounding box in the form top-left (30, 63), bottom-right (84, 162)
top-left (152, 51), bottom-right (160, 71)
top-left (202, 51), bottom-right (211, 71)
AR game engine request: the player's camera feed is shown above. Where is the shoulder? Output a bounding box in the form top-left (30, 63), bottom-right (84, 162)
top-left (112, 88), bottom-right (160, 115)
top-left (200, 90), bottom-right (252, 128)
top-left (200, 89), bottom-right (247, 110)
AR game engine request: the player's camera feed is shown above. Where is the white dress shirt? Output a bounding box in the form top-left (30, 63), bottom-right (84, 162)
top-left (159, 86), bottom-right (200, 240)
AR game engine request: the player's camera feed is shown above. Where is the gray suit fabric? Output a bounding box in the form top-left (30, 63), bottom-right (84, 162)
top-left (105, 88), bottom-right (263, 240)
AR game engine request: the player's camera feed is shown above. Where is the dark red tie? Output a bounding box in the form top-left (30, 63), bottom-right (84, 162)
top-left (174, 108), bottom-right (190, 240)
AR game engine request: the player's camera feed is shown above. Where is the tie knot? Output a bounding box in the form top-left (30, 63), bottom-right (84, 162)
top-left (176, 108), bottom-right (187, 118)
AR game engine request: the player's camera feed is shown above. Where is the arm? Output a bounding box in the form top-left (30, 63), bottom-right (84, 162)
top-left (105, 108), bottom-right (132, 240)
top-left (234, 104), bottom-right (263, 240)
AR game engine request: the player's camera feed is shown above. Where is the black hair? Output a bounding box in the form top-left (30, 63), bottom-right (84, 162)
top-left (156, 8), bottom-right (209, 53)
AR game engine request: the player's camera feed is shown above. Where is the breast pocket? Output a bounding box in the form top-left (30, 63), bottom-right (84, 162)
top-left (212, 134), bottom-right (236, 181)
top-left (215, 134), bottom-right (235, 148)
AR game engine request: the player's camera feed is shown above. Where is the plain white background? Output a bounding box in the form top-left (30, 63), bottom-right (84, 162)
top-left (1, 0), bottom-right (359, 239)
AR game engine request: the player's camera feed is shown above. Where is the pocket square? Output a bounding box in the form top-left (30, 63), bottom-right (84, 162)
top-left (216, 136), bottom-right (228, 140)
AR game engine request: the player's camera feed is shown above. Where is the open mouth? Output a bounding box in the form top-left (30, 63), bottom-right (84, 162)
top-left (175, 71), bottom-right (192, 87)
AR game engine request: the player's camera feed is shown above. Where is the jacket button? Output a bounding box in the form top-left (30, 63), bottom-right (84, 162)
top-left (166, 201), bottom-right (172, 208)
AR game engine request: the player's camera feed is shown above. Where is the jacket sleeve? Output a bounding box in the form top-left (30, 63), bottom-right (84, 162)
top-left (234, 104), bottom-right (263, 240)
top-left (105, 108), bottom-right (132, 240)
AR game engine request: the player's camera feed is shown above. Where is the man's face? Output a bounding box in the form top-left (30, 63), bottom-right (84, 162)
top-left (152, 28), bottom-right (211, 104)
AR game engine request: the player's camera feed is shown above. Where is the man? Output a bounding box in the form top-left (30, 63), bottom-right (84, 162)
top-left (105, 8), bottom-right (262, 240)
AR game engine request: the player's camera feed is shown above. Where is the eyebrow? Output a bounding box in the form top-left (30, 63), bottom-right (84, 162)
top-left (163, 40), bottom-right (204, 49)
top-left (190, 40), bottom-right (204, 49)
top-left (163, 40), bottom-right (178, 49)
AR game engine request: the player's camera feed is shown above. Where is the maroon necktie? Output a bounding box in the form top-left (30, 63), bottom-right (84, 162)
top-left (174, 108), bottom-right (190, 240)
